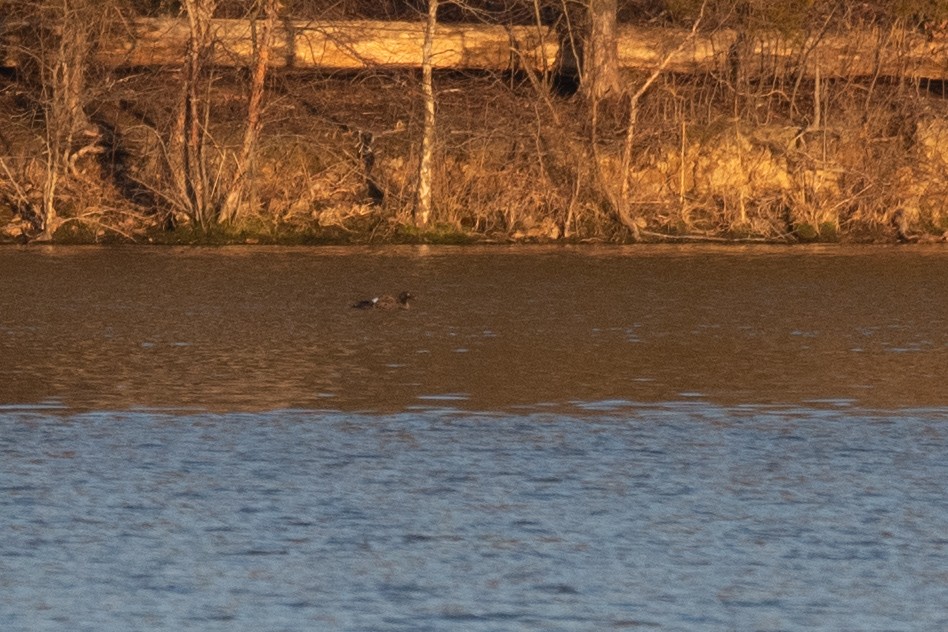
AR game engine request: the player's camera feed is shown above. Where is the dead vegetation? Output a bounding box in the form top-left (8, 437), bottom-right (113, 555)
top-left (2, 1), bottom-right (948, 244)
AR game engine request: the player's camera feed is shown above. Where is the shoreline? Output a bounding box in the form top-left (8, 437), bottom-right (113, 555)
top-left (3, 71), bottom-right (948, 247)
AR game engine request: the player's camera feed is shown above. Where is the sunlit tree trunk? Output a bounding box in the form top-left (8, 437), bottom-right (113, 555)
top-left (218, 0), bottom-right (278, 225)
top-left (584, 0), bottom-right (621, 101)
top-left (36, 0), bottom-right (95, 239)
top-left (416, 0), bottom-right (437, 227)
top-left (173, 0), bottom-right (218, 229)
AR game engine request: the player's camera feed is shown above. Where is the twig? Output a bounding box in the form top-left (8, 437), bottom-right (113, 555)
top-left (0, 156), bottom-right (32, 208)
top-left (639, 229), bottom-right (789, 243)
top-left (617, 0), bottom-right (708, 235)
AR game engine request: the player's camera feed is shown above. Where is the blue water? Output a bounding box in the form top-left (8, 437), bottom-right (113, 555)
top-left (2, 403), bottom-right (946, 631)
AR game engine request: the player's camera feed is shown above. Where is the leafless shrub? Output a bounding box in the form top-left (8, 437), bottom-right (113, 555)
top-left (162, 0), bottom-right (277, 230)
top-left (3, 0), bottom-right (122, 238)
top-left (3, 0), bottom-right (947, 242)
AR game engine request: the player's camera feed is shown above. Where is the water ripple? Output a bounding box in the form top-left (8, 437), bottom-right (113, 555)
top-left (1, 406), bottom-right (946, 631)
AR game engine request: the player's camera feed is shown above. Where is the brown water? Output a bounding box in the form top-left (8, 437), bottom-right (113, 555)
top-left (0, 245), bottom-right (945, 412)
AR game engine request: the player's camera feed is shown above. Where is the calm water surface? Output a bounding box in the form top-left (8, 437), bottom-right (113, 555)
top-left (1, 245), bottom-right (946, 631)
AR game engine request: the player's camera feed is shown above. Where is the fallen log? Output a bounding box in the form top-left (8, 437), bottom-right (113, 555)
top-left (95, 19), bottom-right (557, 71)
top-left (3, 19), bottom-right (948, 80)
top-left (617, 24), bottom-right (948, 79)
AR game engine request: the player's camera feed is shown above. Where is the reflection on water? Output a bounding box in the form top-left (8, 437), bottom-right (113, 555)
top-left (0, 245), bottom-right (946, 630)
top-left (0, 245), bottom-right (945, 411)
top-left (1, 406), bottom-right (946, 631)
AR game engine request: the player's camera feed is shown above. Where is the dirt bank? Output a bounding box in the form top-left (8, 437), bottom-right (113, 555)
top-left (2, 68), bottom-right (947, 244)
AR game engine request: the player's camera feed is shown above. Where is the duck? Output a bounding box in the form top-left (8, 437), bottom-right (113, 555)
top-left (352, 291), bottom-right (414, 310)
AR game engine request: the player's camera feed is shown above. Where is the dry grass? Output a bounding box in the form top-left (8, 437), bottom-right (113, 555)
top-left (3, 53), bottom-right (948, 243)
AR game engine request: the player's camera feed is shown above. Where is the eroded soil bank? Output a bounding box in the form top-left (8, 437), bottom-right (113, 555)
top-left (2, 70), bottom-right (948, 245)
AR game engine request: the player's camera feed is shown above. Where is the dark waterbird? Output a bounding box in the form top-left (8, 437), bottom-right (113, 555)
top-left (352, 291), bottom-right (414, 310)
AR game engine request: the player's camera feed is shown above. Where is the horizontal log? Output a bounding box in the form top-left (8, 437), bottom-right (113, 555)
top-left (96, 19), bottom-right (557, 71)
top-left (4, 18), bottom-right (948, 79)
top-left (617, 25), bottom-right (948, 79)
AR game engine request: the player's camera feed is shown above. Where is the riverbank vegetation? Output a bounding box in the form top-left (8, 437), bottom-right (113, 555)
top-left (2, 0), bottom-right (948, 244)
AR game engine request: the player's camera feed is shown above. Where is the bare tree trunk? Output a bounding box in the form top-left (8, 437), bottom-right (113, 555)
top-left (218, 0), bottom-right (277, 225)
top-left (173, 0), bottom-right (218, 229)
top-left (36, 0), bottom-right (95, 239)
top-left (416, 0), bottom-right (437, 227)
top-left (584, 0), bottom-right (621, 101)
